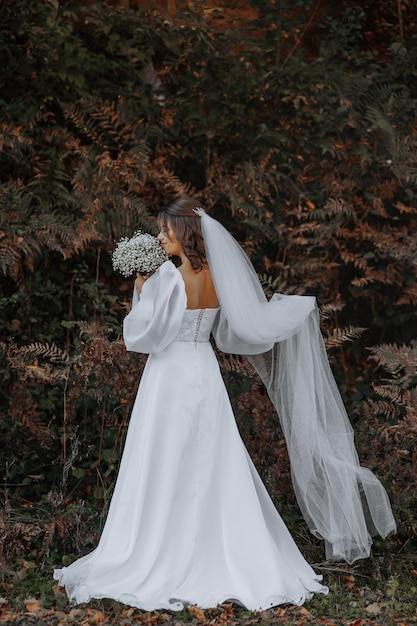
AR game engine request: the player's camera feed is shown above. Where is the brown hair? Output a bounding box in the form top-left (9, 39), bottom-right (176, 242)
top-left (158, 198), bottom-right (207, 271)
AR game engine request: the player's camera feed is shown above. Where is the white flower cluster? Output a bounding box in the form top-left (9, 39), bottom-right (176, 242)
top-left (112, 231), bottom-right (169, 277)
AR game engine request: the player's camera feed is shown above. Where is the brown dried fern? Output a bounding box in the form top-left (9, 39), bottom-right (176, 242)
top-left (324, 325), bottom-right (367, 350)
top-left (19, 342), bottom-right (70, 364)
top-left (214, 349), bottom-right (255, 378)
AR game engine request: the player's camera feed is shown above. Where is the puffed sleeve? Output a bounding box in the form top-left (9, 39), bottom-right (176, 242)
top-left (123, 261), bottom-right (187, 354)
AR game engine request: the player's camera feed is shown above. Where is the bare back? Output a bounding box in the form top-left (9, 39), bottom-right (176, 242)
top-left (179, 265), bottom-right (219, 310)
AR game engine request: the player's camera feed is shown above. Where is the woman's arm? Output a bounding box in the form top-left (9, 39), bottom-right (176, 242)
top-left (123, 262), bottom-right (187, 354)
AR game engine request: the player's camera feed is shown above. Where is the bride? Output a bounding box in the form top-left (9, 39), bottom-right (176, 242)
top-left (54, 197), bottom-right (396, 611)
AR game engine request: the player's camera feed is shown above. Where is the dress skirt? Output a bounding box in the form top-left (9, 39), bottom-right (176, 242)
top-left (54, 339), bottom-right (328, 611)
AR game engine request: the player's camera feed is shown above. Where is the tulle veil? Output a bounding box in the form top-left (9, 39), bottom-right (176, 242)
top-left (197, 208), bottom-right (396, 563)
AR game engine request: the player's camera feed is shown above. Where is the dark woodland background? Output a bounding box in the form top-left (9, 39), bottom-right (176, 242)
top-left (1, 0), bottom-right (417, 623)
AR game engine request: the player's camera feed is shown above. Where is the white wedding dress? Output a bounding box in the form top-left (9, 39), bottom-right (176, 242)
top-left (54, 261), bottom-right (328, 610)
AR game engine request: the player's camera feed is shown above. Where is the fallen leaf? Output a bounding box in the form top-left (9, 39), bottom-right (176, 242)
top-left (86, 609), bottom-right (106, 623)
top-left (189, 605), bottom-right (206, 623)
top-left (122, 607), bottom-right (135, 617)
top-left (69, 608), bottom-right (86, 618)
top-left (298, 606), bottom-right (311, 616)
top-left (53, 585), bottom-right (67, 596)
top-left (0, 612), bottom-right (16, 623)
top-left (364, 602), bottom-right (382, 615)
top-left (342, 574), bottom-right (356, 589)
top-left (25, 598), bottom-right (42, 613)
top-left (138, 612), bottom-right (165, 625)
top-left (411, 569), bottom-right (417, 577)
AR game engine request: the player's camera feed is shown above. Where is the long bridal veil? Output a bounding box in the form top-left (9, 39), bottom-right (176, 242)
top-left (198, 208), bottom-right (396, 563)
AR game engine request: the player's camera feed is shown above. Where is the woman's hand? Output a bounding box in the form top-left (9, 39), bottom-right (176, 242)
top-left (135, 273), bottom-right (150, 294)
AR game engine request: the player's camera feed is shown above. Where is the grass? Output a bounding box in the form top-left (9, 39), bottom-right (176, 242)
top-left (1, 494), bottom-right (416, 625)
top-left (1, 541), bottom-right (417, 625)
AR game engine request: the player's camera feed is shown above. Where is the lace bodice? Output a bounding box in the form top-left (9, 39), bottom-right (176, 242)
top-left (174, 308), bottom-right (219, 343)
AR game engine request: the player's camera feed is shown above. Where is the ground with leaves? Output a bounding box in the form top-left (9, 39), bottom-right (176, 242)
top-left (1, 549), bottom-right (417, 625)
top-left (1, 0), bottom-right (417, 624)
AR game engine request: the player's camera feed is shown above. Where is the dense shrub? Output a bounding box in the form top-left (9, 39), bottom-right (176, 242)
top-left (1, 0), bottom-right (416, 564)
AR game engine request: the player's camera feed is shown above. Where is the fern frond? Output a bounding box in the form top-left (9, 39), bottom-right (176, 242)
top-left (367, 399), bottom-right (400, 419)
top-left (0, 240), bottom-right (22, 277)
top-left (396, 284), bottom-right (417, 307)
top-left (20, 342), bottom-right (70, 363)
top-left (9, 393), bottom-right (55, 448)
top-left (214, 350), bottom-right (255, 377)
top-left (147, 160), bottom-right (196, 199)
top-left (339, 251), bottom-right (368, 272)
top-left (259, 273), bottom-right (288, 296)
top-left (295, 221), bottom-right (321, 236)
top-left (350, 269), bottom-right (390, 287)
top-left (369, 343), bottom-right (417, 378)
top-left (395, 202), bottom-right (417, 215)
top-left (319, 301), bottom-right (345, 322)
top-left (372, 383), bottom-right (404, 402)
top-left (325, 325), bottom-right (366, 350)
top-left (313, 196), bottom-right (353, 219)
top-left (368, 342), bottom-right (417, 425)
top-left (25, 363), bottom-right (66, 383)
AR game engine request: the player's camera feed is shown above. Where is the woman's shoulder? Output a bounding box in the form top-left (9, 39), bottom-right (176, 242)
top-left (142, 260), bottom-right (184, 296)
top-left (151, 260), bottom-right (181, 281)
top-left (158, 259), bottom-right (178, 273)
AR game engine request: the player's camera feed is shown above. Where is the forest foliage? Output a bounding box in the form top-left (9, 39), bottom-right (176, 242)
top-left (1, 0), bottom-right (417, 592)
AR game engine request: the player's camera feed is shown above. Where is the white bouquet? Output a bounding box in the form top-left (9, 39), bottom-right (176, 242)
top-left (112, 231), bottom-right (169, 277)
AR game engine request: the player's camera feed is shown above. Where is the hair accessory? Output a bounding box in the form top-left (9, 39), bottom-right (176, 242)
top-left (193, 207), bottom-right (205, 216)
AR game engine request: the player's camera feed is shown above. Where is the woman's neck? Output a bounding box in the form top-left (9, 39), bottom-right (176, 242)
top-left (179, 253), bottom-right (193, 271)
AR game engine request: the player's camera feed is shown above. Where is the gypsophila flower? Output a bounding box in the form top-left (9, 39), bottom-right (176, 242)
top-left (112, 231), bottom-right (169, 278)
